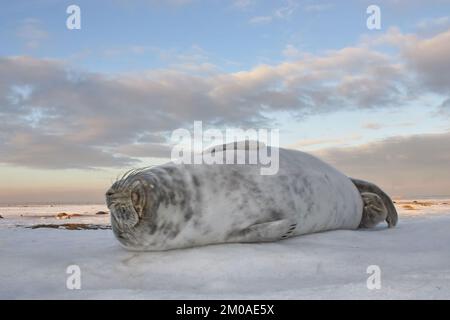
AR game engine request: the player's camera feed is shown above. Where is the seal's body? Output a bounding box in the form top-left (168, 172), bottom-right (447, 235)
top-left (106, 145), bottom-right (396, 251)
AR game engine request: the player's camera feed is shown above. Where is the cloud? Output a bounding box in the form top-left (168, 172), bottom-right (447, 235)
top-left (248, 0), bottom-right (298, 25)
top-left (361, 121), bottom-right (416, 130)
top-left (417, 16), bottom-right (450, 34)
top-left (0, 48), bottom-right (419, 169)
top-left (289, 135), bottom-right (362, 149)
top-left (274, 0), bottom-right (298, 19)
top-left (248, 16), bottom-right (273, 25)
top-left (402, 29), bottom-right (450, 93)
top-left (116, 143), bottom-right (172, 158)
top-left (16, 18), bottom-right (48, 49)
top-left (313, 131), bottom-right (450, 197)
top-left (232, 0), bottom-right (255, 10)
top-left (113, 0), bottom-right (195, 7)
top-left (0, 126), bottom-right (137, 169)
top-left (282, 44), bottom-right (302, 58)
top-left (363, 27), bottom-right (450, 93)
top-left (303, 3), bottom-right (333, 13)
top-left (439, 98), bottom-right (450, 116)
top-left (159, 45), bottom-right (220, 74)
top-left (1, 27), bottom-right (450, 169)
top-left (361, 122), bottom-right (384, 130)
top-left (102, 45), bottom-right (155, 57)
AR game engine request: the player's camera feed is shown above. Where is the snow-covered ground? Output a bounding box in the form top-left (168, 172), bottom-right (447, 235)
top-left (1, 200), bottom-right (450, 299)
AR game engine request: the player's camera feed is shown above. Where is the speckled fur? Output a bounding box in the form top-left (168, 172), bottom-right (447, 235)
top-left (106, 146), bottom-right (365, 251)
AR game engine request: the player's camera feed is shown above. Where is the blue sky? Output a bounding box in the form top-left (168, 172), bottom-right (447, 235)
top-left (2, 0), bottom-right (448, 72)
top-left (1, 0), bottom-right (450, 202)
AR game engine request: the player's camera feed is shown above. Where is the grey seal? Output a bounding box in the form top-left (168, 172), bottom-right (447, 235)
top-left (106, 143), bottom-right (397, 251)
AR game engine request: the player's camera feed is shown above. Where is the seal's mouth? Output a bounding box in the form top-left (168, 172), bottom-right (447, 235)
top-left (106, 180), bottom-right (147, 228)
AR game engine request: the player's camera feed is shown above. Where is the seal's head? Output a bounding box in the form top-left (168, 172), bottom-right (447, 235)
top-left (106, 169), bottom-right (155, 236)
top-left (106, 165), bottom-right (195, 251)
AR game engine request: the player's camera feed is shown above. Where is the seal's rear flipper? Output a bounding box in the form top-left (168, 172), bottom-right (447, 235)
top-left (228, 219), bottom-right (297, 243)
top-left (359, 192), bottom-right (388, 228)
top-left (350, 178), bottom-right (398, 228)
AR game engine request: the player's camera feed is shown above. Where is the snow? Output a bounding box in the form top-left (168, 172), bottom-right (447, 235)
top-left (1, 200), bottom-right (450, 299)
top-left (0, 204), bottom-right (110, 227)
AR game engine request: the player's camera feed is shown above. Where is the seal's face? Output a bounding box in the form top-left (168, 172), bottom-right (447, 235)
top-left (106, 175), bottom-right (149, 230)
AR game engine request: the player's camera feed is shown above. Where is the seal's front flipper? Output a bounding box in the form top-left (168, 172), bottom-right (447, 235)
top-left (203, 140), bottom-right (266, 155)
top-left (229, 219), bottom-right (298, 243)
